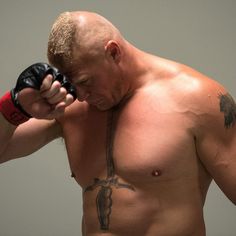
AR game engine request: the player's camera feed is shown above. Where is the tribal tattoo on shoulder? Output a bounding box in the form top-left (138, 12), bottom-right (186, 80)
top-left (218, 92), bottom-right (236, 128)
top-left (84, 109), bottom-right (135, 231)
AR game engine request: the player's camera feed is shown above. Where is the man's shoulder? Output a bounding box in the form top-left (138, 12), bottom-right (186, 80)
top-left (174, 65), bottom-right (224, 93)
top-left (171, 66), bottom-right (235, 132)
top-left (170, 66), bottom-right (228, 112)
top-left (145, 65), bottom-right (226, 109)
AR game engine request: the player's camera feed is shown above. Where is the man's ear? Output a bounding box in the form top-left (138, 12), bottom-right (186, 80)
top-left (105, 40), bottom-right (121, 63)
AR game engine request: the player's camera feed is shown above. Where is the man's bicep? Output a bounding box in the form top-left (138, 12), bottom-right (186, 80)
top-left (0, 118), bottom-right (62, 163)
top-left (195, 99), bottom-right (236, 205)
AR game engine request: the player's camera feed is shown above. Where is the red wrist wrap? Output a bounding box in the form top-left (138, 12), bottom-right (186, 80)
top-left (0, 91), bottom-right (30, 126)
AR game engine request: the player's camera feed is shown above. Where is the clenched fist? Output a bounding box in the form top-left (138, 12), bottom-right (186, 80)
top-left (0, 63), bottom-right (77, 125)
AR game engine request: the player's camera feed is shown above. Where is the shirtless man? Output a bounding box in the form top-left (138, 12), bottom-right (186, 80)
top-left (0, 11), bottom-right (235, 236)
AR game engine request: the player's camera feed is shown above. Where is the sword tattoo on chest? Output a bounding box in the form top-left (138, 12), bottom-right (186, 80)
top-left (84, 108), bottom-right (135, 230)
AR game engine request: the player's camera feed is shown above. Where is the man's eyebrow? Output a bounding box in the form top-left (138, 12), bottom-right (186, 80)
top-left (72, 75), bottom-right (89, 84)
top-left (63, 70), bottom-right (76, 81)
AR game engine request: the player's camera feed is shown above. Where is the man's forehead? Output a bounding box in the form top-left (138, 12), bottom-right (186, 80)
top-left (65, 67), bottom-right (90, 82)
top-left (61, 62), bottom-right (84, 76)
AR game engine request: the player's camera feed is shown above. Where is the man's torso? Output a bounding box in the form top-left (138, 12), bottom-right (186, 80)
top-left (59, 72), bottom-right (211, 236)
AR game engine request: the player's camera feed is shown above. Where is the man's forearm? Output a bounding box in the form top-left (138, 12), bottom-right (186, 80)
top-left (0, 114), bottom-right (17, 163)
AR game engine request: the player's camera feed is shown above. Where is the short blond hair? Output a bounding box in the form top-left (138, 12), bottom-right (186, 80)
top-left (47, 11), bottom-right (123, 72)
top-left (47, 12), bottom-right (76, 69)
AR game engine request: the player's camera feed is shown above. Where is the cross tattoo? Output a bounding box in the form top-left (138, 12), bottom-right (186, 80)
top-left (83, 108), bottom-right (135, 230)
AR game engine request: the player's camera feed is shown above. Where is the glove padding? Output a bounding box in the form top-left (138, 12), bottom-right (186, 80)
top-left (11, 62), bottom-right (77, 117)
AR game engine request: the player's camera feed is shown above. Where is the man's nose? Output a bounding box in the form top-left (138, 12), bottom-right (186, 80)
top-left (76, 87), bottom-right (90, 102)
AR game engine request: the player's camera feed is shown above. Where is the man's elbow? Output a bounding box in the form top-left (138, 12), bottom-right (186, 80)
top-left (0, 155), bottom-right (8, 164)
top-left (230, 197), bottom-right (236, 205)
top-left (0, 152), bottom-right (13, 164)
top-left (227, 192), bottom-right (236, 206)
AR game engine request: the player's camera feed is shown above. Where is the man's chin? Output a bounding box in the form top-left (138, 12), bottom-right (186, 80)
top-left (88, 102), bottom-right (111, 111)
top-left (95, 104), bottom-right (112, 111)
top-left (88, 100), bottom-right (119, 111)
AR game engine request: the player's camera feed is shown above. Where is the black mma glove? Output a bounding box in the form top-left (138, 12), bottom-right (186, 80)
top-left (0, 62), bottom-right (77, 125)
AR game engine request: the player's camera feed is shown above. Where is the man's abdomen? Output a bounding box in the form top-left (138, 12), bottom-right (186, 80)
top-left (81, 178), bottom-right (206, 236)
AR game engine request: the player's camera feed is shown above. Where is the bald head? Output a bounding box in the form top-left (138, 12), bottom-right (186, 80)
top-left (47, 11), bottom-right (123, 72)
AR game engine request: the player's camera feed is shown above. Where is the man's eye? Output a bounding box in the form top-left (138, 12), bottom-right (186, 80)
top-left (77, 79), bottom-right (88, 85)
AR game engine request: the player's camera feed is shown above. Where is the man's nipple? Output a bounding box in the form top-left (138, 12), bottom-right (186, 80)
top-left (151, 169), bottom-right (161, 177)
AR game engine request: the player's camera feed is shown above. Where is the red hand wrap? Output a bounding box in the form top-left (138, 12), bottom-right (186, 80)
top-left (0, 91), bottom-right (30, 126)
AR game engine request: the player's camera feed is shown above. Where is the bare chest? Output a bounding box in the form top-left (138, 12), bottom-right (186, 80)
top-left (62, 100), bottom-right (197, 188)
